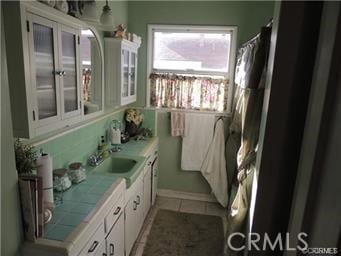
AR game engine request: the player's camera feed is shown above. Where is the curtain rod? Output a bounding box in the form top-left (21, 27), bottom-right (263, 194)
top-left (154, 108), bottom-right (231, 116)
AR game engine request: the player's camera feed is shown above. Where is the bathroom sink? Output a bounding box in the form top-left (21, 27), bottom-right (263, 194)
top-left (109, 158), bottom-right (137, 174)
top-left (91, 155), bottom-right (146, 188)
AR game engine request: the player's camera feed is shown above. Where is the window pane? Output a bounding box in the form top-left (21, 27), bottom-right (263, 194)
top-left (153, 31), bottom-right (230, 72)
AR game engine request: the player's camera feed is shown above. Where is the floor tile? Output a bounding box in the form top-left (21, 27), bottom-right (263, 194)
top-left (179, 199), bottom-right (206, 214)
top-left (131, 196), bottom-right (228, 256)
top-left (155, 197), bottom-right (181, 211)
top-left (205, 202), bottom-right (226, 217)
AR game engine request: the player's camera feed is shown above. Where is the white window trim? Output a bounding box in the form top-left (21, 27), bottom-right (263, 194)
top-left (146, 24), bottom-right (238, 113)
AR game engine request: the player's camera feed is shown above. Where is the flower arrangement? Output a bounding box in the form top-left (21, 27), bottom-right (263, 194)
top-left (125, 108), bottom-right (144, 137)
top-left (125, 108), bottom-right (144, 126)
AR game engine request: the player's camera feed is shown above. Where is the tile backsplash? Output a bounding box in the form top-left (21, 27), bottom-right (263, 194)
top-left (34, 108), bottom-right (156, 170)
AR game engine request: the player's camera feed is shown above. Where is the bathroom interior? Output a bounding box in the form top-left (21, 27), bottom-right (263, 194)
top-left (2, 1), bottom-right (341, 256)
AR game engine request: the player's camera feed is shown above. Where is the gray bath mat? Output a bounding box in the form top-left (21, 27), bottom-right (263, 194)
top-left (143, 209), bottom-right (224, 256)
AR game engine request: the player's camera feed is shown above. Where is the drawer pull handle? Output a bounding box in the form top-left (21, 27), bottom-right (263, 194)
top-left (133, 201), bottom-right (137, 210)
top-left (113, 207), bottom-right (121, 215)
top-left (136, 195), bottom-right (140, 205)
top-left (103, 254), bottom-right (107, 256)
top-left (88, 241), bottom-right (99, 253)
top-left (110, 243), bottom-right (115, 256)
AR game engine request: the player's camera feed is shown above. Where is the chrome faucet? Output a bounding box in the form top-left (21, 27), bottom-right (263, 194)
top-left (88, 147), bottom-right (123, 167)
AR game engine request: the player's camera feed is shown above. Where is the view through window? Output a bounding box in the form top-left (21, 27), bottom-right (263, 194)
top-left (148, 25), bottom-right (237, 112)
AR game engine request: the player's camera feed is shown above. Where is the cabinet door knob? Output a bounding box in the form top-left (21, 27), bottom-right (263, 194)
top-left (88, 240), bottom-right (99, 253)
top-left (113, 207), bottom-right (121, 215)
top-left (110, 243), bottom-right (115, 256)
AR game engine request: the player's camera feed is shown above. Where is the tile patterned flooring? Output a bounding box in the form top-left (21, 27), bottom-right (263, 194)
top-left (130, 196), bottom-right (227, 256)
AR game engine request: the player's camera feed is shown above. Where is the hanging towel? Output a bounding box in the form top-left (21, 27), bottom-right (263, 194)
top-left (201, 119), bottom-right (228, 207)
top-left (171, 112), bottom-right (186, 136)
top-left (181, 113), bottom-right (215, 171)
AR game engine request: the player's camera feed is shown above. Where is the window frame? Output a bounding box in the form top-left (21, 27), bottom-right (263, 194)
top-left (146, 24), bottom-right (238, 113)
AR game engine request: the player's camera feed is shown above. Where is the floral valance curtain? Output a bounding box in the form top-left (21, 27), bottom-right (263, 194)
top-left (149, 73), bottom-right (229, 112)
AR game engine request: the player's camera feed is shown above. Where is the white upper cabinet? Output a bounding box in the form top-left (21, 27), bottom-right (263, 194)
top-left (3, 1), bottom-right (103, 138)
top-left (104, 38), bottom-right (141, 108)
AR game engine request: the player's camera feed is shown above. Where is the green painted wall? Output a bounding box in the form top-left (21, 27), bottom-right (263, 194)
top-left (1, 7), bottom-right (23, 255)
top-left (128, 1), bottom-right (275, 193)
top-left (96, 0), bottom-right (129, 29)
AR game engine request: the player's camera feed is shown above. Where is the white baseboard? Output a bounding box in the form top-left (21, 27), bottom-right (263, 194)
top-left (157, 189), bottom-right (217, 203)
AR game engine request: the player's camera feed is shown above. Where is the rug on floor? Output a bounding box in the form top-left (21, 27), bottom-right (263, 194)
top-left (142, 209), bottom-right (224, 256)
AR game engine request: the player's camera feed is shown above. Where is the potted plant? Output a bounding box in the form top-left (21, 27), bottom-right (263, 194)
top-left (14, 139), bottom-right (37, 175)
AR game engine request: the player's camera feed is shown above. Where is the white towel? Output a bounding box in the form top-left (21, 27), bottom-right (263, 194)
top-left (201, 119), bottom-right (228, 207)
top-left (171, 112), bottom-right (186, 137)
top-left (181, 113), bottom-right (215, 171)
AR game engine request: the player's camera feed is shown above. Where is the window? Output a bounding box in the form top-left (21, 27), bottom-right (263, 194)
top-left (147, 25), bottom-right (237, 112)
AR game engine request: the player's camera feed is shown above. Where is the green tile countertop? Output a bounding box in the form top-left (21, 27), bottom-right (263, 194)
top-left (44, 174), bottom-right (119, 241)
top-left (43, 137), bottom-right (158, 242)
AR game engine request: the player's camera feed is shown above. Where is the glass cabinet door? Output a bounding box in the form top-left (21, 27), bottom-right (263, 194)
top-left (129, 52), bottom-right (137, 97)
top-left (32, 20), bottom-right (58, 121)
top-left (122, 49), bottom-right (129, 98)
top-left (60, 27), bottom-right (80, 116)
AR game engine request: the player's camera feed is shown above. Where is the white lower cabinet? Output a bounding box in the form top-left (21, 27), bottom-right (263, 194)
top-left (79, 224), bottom-right (105, 256)
top-left (124, 196), bottom-right (138, 255)
top-left (124, 174), bottom-right (144, 256)
top-left (95, 242), bottom-right (107, 256)
top-left (143, 164), bottom-right (152, 219)
top-left (136, 178), bottom-right (144, 234)
top-left (105, 213), bottom-right (125, 256)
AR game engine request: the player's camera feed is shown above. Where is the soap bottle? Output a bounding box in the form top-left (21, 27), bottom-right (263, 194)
top-left (98, 136), bottom-right (108, 151)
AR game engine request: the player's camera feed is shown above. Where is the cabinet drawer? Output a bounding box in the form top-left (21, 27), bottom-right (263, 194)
top-left (79, 223), bottom-right (105, 256)
top-left (105, 194), bottom-right (124, 234)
